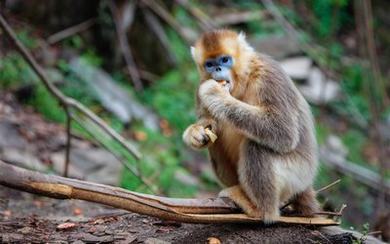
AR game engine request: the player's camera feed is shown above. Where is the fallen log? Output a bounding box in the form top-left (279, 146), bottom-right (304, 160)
top-left (0, 160), bottom-right (338, 225)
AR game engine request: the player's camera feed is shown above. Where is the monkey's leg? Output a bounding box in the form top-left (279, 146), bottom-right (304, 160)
top-left (291, 187), bottom-right (320, 216)
top-left (237, 141), bottom-right (280, 222)
top-left (218, 185), bottom-right (259, 217)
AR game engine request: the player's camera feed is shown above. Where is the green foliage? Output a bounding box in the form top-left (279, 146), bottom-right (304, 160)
top-left (16, 29), bottom-right (38, 49)
top-left (306, 0), bottom-right (351, 39)
top-left (120, 126), bottom-right (198, 197)
top-left (27, 84), bottom-right (65, 123)
top-left (63, 35), bottom-right (84, 49)
top-left (0, 53), bottom-right (39, 89)
top-left (142, 70), bottom-right (198, 132)
top-left (340, 129), bottom-right (366, 165)
top-left (166, 29), bottom-right (193, 64)
top-left (315, 122), bottom-right (331, 145)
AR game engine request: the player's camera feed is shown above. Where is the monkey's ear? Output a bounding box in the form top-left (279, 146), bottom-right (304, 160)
top-left (238, 31), bottom-right (253, 51)
top-left (190, 46), bottom-right (196, 60)
top-left (238, 31), bottom-right (246, 41)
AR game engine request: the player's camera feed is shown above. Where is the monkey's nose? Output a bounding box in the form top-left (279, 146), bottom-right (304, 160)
top-left (215, 67), bottom-right (221, 72)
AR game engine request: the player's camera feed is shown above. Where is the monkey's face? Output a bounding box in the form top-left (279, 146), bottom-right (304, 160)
top-left (203, 55), bottom-right (234, 92)
top-left (191, 30), bottom-right (246, 94)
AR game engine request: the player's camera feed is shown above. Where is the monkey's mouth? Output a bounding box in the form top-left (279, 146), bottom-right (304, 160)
top-left (217, 79), bottom-right (233, 93)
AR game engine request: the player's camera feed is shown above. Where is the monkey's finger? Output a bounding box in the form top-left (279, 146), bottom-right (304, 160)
top-left (190, 127), bottom-right (210, 147)
top-left (193, 133), bottom-right (210, 145)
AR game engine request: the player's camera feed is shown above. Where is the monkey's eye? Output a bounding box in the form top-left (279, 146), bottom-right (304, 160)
top-left (205, 61), bottom-right (213, 68)
top-left (219, 56), bottom-right (232, 66)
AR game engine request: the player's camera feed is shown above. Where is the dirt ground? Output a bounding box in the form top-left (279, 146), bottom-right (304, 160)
top-left (0, 186), bottom-right (359, 244)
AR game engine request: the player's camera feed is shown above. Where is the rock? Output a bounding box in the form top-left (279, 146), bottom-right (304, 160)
top-left (280, 57), bottom-right (312, 80)
top-left (325, 134), bottom-right (348, 158)
top-left (78, 233), bottom-right (114, 243)
top-left (69, 57), bottom-right (159, 130)
top-left (17, 227), bottom-right (33, 234)
top-left (249, 35), bottom-right (301, 59)
top-left (0, 148), bottom-right (47, 172)
top-left (71, 240), bottom-right (85, 244)
top-left (51, 148), bottom-right (121, 185)
top-left (298, 67), bottom-right (340, 104)
top-left (145, 238), bottom-right (171, 244)
top-left (0, 120), bottom-right (28, 149)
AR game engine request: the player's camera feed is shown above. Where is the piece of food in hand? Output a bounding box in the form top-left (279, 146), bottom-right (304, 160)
top-left (205, 127), bottom-right (218, 143)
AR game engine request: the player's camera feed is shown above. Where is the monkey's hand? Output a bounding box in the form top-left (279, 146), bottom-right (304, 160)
top-left (198, 79), bottom-right (231, 112)
top-left (182, 119), bottom-right (217, 149)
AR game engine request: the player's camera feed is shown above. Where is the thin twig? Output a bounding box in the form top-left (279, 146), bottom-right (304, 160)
top-left (63, 106), bottom-right (72, 177)
top-left (141, 0), bottom-right (196, 43)
top-left (316, 179), bottom-right (341, 194)
top-left (280, 179), bottom-right (342, 210)
top-left (314, 211), bottom-right (342, 217)
top-left (109, 1), bottom-right (143, 91)
top-left (260, 0), bottom-right (306, 48)
top-left (337, 204), bottom-right (347, 215)
top-left (142, 7), bottom-right (177, 65)
top-left (214, 10), bottom-right (264, 27)
top-left (47, 18), bottom-right (96, 44)
top-left (175, 0), bottom-right (215, 31)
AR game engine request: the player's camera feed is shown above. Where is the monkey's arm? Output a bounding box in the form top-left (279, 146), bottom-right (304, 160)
top-left (198, 80), bottom-right (299, 153)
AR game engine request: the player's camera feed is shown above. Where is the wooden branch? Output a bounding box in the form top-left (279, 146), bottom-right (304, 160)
top-left (320, 147), bottom-right (390, 197)
top-left (0, 160), bottom-right (339, 226)
top-left (141, 0), bottom-right (197, 43)
top-left (47, 18), bottom-right (96, 44)
top-left (63, 106), bottom-right (71, 177)
top-left (175, 0), bottom-right (215, 31)
top-left (109, 1), bottom-right (144, 91)
top-left (142, 7), bottom-right (177, 65)
top-left (214, 10), bottom-right (264, 27)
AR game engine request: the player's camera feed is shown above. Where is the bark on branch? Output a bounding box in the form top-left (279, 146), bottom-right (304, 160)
top-left (0, 160), bottom-right (338, 226)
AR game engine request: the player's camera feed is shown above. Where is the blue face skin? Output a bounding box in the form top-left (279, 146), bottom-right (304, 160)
top-left (204, 55), bottom-right (234, 82)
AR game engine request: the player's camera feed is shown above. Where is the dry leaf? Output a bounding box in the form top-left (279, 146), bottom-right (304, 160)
top-left (159, 119), bottom-right (173, 137)
top-left (134, 131), bottom-right (147, 141)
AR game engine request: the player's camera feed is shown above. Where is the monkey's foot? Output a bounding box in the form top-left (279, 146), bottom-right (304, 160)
top-left (291, 187), bottom-right (320, 217)
top-left (219, 186), bottom-right (262, 219)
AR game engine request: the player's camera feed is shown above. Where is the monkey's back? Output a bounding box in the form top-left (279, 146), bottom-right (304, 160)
top-left (208, 53), bottom-right (318, 193)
